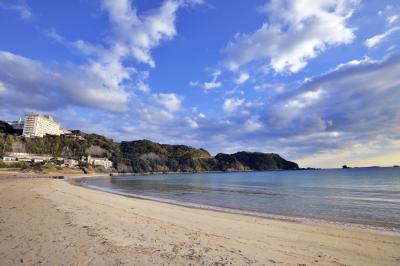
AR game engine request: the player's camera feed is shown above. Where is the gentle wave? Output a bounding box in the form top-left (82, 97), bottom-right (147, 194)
top-left (81, 180), bottom-right (400, 235)
top-left (325, 196), bottom-right (400, 203)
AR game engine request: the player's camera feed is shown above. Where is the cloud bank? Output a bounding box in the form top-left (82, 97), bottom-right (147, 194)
top-left (179, 54), bottom-right (400, 166)
top-left (0, 50), bottom-right (129, 112)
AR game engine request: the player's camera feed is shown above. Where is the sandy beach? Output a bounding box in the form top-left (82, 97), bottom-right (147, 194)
top-left (1, 176), bottom-right (400, 265)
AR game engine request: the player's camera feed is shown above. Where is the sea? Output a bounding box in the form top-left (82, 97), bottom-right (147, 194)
top-left (81, 167), bottom-right (400, 232)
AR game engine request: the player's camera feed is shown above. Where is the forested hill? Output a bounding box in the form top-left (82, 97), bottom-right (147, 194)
top-left (0, 125), bottom-right (299, 173)
top-left (0, 121), bottom-right (20, 135)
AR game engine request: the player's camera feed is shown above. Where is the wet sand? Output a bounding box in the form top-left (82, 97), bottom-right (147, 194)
top-left (1, 177), bottom-right (400, 265)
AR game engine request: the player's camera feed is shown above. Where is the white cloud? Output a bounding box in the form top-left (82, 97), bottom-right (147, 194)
top-left (182, 55), bottom-right (400, 165)
top-left (189, 70), bottom-right (223, 90)
top-left (101, 0), bottom-right (186, 68)
top-left (0, 81), bottom-right (7, 94)
top-left (223, 0), bottom-right (359, 73)
top-left (46, 0), bottom-right (201, 102)
top-left (5, 0), bottom-right (200, 114)
top-left (244, 119), bottom-right (263, 132)
top-left (334, 56), bottom-right (376, 70)
top-left (189, 80), bottom-right (200, 87)
top-left (284, 89), bottom-right (324, 110)
top-left (153, 93), bottom-right (182, 112)
top-left (203, 81), bottom-right (221, 90)
top-left (378, 5), bottom-right (399, 26)
top-left (365, 27), bottom-right (400, 48)
top-left (203, 70), bottom-right (222, 90)
top-left (135, 71), bottom-right (151, 92)
top-left (266, 55), bottom-right (400, 140)
top-left (99, 0), bottom-right (202, 67)
top-left (0, 50), bottom-right (129, 112)
top-left (0, 2), bottom-right (32, 20)
top-left (387, 45), bottom-right (396, 52)
top-left (386, 15), bottom-right (399, 25)
top-left (139, 107), bottom-right (174, 123)
top-left (223, 98), bottom-right (245, 113)
top-left (234, 72), bottom-right (250, 84)
top-left (185, 117), bottom-right (199, 128)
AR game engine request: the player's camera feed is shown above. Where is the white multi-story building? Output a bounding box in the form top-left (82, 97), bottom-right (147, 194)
top-left (22, 114), bottom-right (67, 138)
top-left (87, 155), bottom-right (113, 170)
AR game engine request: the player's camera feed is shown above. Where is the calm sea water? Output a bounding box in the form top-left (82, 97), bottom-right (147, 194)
top-left (82, 167), bottom-right (400, 230)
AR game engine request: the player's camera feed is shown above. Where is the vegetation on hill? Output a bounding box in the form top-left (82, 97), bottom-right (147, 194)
top-left (0, 130), bottom-right (118, 159)
top-left (0, 128), bottom-right (299, 173)
top-left (231, 151), bottom-right (299, 170)
top-left (0, 121), bottom-right (20, 135)
top-left (114, 140), bottom-right (216, 173)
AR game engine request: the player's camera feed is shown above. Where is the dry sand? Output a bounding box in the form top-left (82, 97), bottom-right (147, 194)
top-left (0, 176), bottom-right (399, 266)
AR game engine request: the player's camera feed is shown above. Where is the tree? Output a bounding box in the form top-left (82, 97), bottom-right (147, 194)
top-left (85, 145), bottom-right (108, 157)
top-left (61, 146), bottom-right (73, 159)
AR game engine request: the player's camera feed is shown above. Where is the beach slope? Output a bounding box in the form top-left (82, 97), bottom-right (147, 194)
top-left (1, 177), bottom-right (399, 265)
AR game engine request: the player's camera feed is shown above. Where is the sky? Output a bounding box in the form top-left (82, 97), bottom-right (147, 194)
top-left (0, 0), bottom-right (399, 168)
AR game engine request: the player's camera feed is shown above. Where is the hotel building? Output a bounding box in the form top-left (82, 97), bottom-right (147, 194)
top-left (22, 114), bottom-right (69, 138)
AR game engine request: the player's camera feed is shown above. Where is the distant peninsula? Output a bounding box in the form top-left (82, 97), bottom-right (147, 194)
top-left (1, 121), bottom-right (299, 173)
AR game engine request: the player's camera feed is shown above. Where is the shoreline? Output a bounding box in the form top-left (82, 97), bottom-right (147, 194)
top-left (3, 169), bottom-right (400, 235)
top-left (1, 174), bottom-right (400, 265)
top-left (78, 176), bottom-right (400, 236)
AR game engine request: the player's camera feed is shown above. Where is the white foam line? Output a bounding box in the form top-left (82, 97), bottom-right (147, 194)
top-left (326, 196), bottom-right (400, 203)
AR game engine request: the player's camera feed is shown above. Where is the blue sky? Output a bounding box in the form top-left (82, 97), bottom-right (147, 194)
top-left (1, 0), bottom-right (400, 167)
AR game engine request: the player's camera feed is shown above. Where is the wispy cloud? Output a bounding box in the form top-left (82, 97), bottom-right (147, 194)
top-left (234, 72), bottom-right (249, 85)
top-left (378, 4), bottom-right (400, 26)
top-left (203, 70), bottom-right (222, 90)
top-left (365, 27), bottom-right (400, 48)
top-left (190, 69), bottom-right (223, 90)
top-left (223, 98), bottom-right (245, 113)
top-left (386, 15), bottom-right (399, 25)
top-left (0, 2), bottom-right (32, 20)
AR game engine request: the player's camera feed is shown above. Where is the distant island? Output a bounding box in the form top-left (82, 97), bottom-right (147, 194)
top-left (342, 165), bottom-right (398, 169)
top-left (0, 120), bottom-right (299, 173)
